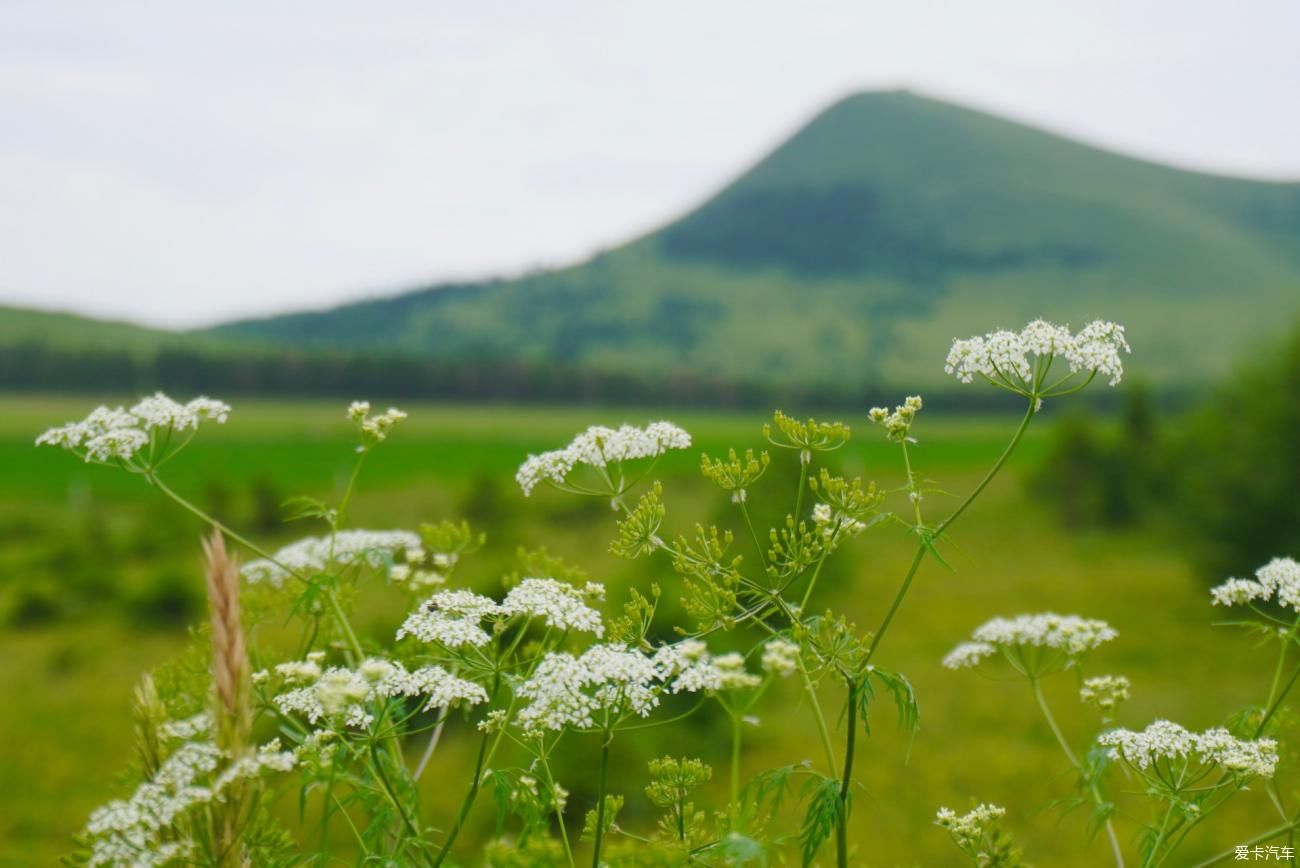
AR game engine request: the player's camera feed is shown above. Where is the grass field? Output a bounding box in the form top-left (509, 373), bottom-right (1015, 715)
top-left (0, 394), bottom-right (1278, 866)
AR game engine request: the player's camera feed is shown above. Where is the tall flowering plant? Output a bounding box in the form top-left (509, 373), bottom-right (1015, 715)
top-left (35, 319), bottom-right (1182, 868)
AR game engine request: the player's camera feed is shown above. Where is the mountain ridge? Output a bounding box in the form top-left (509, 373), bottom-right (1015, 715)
top-left (9, 90), bottom-right (1300, 393)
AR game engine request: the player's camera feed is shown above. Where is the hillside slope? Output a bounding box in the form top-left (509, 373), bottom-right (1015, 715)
top-left (211, 91), bottom-right (1300, 388)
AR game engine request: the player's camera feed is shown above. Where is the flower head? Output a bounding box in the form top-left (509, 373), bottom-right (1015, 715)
top-left (1080, 675), bottom-right (1131, 715)
top-left (241, 529), bottom-right (421, 588)
top-left (349, 401), bottom-right (407, 450)
top-left (397, 589), bottom-right (501, 648)
top-left (516, 422), bottom-right (691, 496)
top-left (935, 803), bottom-right (1007, 854)
top-left (1099, 720), bottom-right (1278, 779)
top-left (761, 638), bottom-right (800, 677)
top-left (945, 613), bottom-right (1116, 675)
top-left (944, 319), bottom-right (1130, 395)
top-left (500, 577), bottom-right (605, 635)
top-left (867, 395), bottom-right (923, 442)
top-left (36, 393), bottom-right (231, 466)
top-left (1210, 557), bottom-right (1300, 610)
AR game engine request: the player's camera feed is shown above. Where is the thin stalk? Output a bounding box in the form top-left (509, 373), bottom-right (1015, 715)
top-left (432, 729), bottom-right (490, 868)
top-left (794, 454), bottom-right (810, 522)
top-left (1144, 802), bottom-right (1177, 868)
top-left (862, 546), bottom-right (926, 666)
top-left (835, 680), bottom-right (858, 868)
top-left (591, 736), bottom-right (612, 868)
top-left (798, 547), bottom-right (831, 613)
top-left (797, 657), bottom-right (839, 775)
top-left (935, 401), bottom-right (1036, 537)
top-left (538, 751), bottom-right (577, 868)
top-left (737, 500), bottom-right (770, 575)
top-left (730, 714), bottom-right (743, 813)
top-left (413, 713), bottom-right (448, 781)
top-left (369, 742), bottom-right (424, 851)
top-left (1190, 816), bottom-right (1300, 867)
top-left (1031, 680), bottom-right (1124, 867)
top-left (1258, 660), bottom-right (1300, 737)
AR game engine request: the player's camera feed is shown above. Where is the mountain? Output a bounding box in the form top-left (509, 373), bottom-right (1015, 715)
top-left (0, 306), bottom-right (228, 357)
top-left (96, 92), bottom-right (1300, 389)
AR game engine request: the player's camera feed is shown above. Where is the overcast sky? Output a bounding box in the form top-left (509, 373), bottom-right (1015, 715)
top-left (3, 1), bottom-right (1299, 328)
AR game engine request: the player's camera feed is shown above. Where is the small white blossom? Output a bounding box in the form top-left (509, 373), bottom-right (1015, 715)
top-left (970, 613), bottom-right (1117, 656)
top-left (37, 394), bottom-right (231, 466)
top-left (942, 641), bottom-right (997, 670)
top-left (660, 642), bottom-right (760, 693)
top-left (516, 421), bottom-right (691, 495)
top-left (397, 589), bottom-right (500, 648)
top-left (935, 803), bottom-right (1006, 852)
top-left (944, 319), bottom-right (1129, 391)
top-left (241, 529), bottom-right (421, 587)
top-left (81, 725), bottom-right (291, 868)
top-left (1210, 558), bottom-right (1300, 610)
top-left (761, 639), bottom-right (800, 677)
top-left (1080, 675), bottom-right (1131, 713)
top-left (158, 713), bottom-right (211, 742)
top-left (1099, 720), bottom-right (1277, 779)
top-left (499, 578), bottom-right (605, 635)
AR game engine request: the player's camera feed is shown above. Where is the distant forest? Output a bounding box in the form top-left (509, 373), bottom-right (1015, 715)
top-left (0, 340), bottom-right (1162, 412)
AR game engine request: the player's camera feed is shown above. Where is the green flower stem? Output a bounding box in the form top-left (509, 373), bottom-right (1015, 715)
top-left (794, 454), bottom-right (810, 523)
top-left (432, 728), bottom-right (491, 868)
top-left (591, 734), bottom-right (612, 868)
top-left (1258, 658), bottom-right (1300, 737)
top-left (936, 400), bottom-right (1036, 537)
top-left (1031, 680), bottom-right (1124, 868)
top-left (797, 656), bottom-right (840, 776)
top-left (1144, 801), bottom-right (1178, 868)
top-left (737, 500), bottom-right (770, 574)
top-left (369, 741), bottom-right (429, 863)
top-left (538, 750), bottom-right (577, 868)
top-left (1189, 816), bottom-right (1300, 867)
top-left (730, 713), bottom-right (743, 814)
top-left (835, 680), bottom-right (858, 868)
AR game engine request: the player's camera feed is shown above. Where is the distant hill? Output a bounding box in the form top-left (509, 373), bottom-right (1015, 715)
top-left (208, 90), bottom-right (1300, 391)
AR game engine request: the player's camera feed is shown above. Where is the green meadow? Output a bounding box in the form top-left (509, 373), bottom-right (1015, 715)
top-left (0, 394), bottom-right (1273, 866)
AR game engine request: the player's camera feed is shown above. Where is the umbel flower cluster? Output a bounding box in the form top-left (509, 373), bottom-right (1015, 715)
top-left (70, 318), bottom-right (1300, 868)
top-left (944, 319), bottom-right (1129, 396)
top-left (942, 612), bottom-right (1117, 674)
top-left (1210, 556), bottom-right (1300, 609)
top-left (36, 393), bottom-right (230, 464)
top-left (1098, 720), bottom-right (1279, 779)
top-left (515, 421), bottom-right (691, 495)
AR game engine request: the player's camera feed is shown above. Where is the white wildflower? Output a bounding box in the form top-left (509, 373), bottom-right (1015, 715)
top-left (970, 613), bottom-right (1117, 656)
top-left (1210, 558), bottom-right (1300, 610)
top-left (660, 643), bottom-right (760, 693)
top-left (37, 393), bottom-right (231, 466)
top-left (240, 529), bottom-right (421, 587)
top-left (499, 578), bottom-right (605, 635)
top-left (396, 589), bottom-right (500, 648)
top-left (1080, 675), bottom-right (1131, 713)
top-left (1099, 720), bottom-right (1277, 778)
top-left (867, 395), bottom-right (923, 441)
top-left (942, 641), bottom-right (997, 670)
top-left (159, 713), bottom-right (211, 742)
top-left (761, 639), bottom-right (800, 677)
top-left (516, 421), bottom-right (692, 495)
top-left (1209, 577), bottom-right (1270, 607)
top-left (944, 319), bottom-right (1129, 392)
top-left (516, 643), bottom-right (669, 733)
top-left (935, 803), bottom-right (1006, 852)
top-left (81, 729), bottom-right (291, 868)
